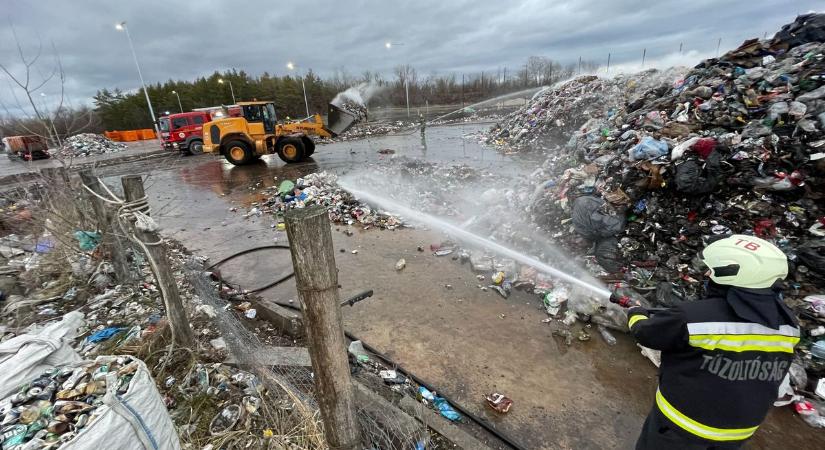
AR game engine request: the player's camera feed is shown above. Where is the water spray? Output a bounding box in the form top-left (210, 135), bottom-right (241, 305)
top-left (426, 86), bottom-right (549, 124)
top-left (339, 183), bottom-right (612, 299)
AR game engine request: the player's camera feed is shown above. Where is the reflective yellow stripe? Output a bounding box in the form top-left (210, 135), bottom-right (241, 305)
top-left (656, 389), bottom-right (758, 441)
top-left (688, 334), bottom-right (799, 353)
top-left (628, 314), bottom-right (648, 328)
top-left (687, 322), bottom-right (799, 338)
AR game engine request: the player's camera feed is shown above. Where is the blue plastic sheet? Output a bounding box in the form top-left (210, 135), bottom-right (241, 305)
top-left (86, 327), bottom-right (124, 343)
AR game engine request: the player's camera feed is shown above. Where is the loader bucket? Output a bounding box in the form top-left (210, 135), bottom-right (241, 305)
top-left (326, 103), bottom-right (359, 137)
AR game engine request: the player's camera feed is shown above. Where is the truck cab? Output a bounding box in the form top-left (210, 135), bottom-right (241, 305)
top-left (158, 111), bottom-right (212, 154)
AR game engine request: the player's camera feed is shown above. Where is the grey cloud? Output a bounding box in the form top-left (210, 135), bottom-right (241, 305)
top-left (0, 0), bottom-right (820, 111)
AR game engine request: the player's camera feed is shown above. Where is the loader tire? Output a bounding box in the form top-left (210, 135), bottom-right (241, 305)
top-left (302, 136), bottom-right (316, 157)
top-left (224, 140), bottom-right (254, 165)
top-left (276, 138), bottom-right (305, 163)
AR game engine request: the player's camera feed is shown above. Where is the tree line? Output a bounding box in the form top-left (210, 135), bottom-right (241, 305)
top-left (2, 55), bottom-right (596, 137)
top-left (93, 56), bottom-right (595, 131)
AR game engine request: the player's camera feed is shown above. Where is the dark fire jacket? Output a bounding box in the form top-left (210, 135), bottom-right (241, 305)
top-left (628, 284), bottom-right (799, 443)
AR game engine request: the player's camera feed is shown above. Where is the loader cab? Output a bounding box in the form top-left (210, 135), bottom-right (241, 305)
top-left (240, 102), bottom-right (276, 134)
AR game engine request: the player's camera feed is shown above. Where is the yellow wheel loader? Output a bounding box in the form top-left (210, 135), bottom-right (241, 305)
top-left (202, 101), bottom-right (359, 165)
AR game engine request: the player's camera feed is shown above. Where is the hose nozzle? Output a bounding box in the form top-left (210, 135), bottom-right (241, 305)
top-left (609, 292), bottom-right (634, 308)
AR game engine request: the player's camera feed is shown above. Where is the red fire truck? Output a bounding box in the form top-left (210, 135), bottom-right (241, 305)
top-left (158, 106), bottom-right (242, 154)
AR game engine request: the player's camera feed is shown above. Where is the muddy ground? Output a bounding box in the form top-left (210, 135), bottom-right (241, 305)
top-left (90, 123), bottom-right (824, 449)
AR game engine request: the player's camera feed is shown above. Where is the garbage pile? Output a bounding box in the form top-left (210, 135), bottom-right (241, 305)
top-left (58, 133), bottom-right (127, 158)
top-left (331, 121), bottom-right (409, 141)
top-left (486, 68), bottom-right (688, 152)
top-left (0, 225), bottom-right (319, 447)
top-left (476, 13), bottom-right (825, 414)
top-left (253, 171), bottom-right (403, 229)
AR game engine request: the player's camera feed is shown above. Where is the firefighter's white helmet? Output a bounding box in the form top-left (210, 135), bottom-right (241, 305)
top-left (700, 234), bottom-right (788, 289)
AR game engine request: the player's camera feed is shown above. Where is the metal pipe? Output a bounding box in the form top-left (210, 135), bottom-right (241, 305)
top-left (119, 22), bottom-right (159, 138)
top-left (301, 77), bottom-right (310, 117)
top-left (228, 80), bottom-right (236, 104)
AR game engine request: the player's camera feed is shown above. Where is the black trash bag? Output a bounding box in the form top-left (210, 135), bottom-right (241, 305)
top-left (772, 13), bottom-right (825, 49)
top-left (655, 281), bottom-right (687, 307)
top-left (594, 237), bottom-right (623, 273)
top-left (796, 240), bottom-right (825, 275)
top-left (571, 196), bottom-right (626, 240)
top-left (675, 151), bottom-right (721, 194)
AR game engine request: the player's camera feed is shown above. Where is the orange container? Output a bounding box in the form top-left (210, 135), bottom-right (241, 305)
top-left (139, 129), bottom-right (155, 140)
top-left (121, 130), bottom-right (139, 142)
top-left (105, 131), bottom-right (122, 141)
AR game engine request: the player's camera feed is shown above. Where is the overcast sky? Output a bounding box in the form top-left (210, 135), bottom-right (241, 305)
top-left (0, 0), bottom-right (821, 113)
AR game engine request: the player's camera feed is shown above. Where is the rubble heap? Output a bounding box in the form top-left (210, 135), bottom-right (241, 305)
top-left (479, 13), bottom-right (825, 400)
top-left (250, 158), bottom-right (502, 229)
top-left (58, 133), bottom-right (127, 158)
top-left (487, 68), bottom-right (688, 151)
top-left (253, 171), bottom-right (402, 229)
top-left (326, 121), bottom-right (409, 142)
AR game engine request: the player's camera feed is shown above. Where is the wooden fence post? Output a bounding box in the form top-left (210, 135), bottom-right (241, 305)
top-left (78, 170), bottom-right (132, 283)
top-left (121, 175), bottom-right (194, 348)
top-left (284, 206), bottom-right (360, 450)
top-left (39, 167), bottom-right (79, 222)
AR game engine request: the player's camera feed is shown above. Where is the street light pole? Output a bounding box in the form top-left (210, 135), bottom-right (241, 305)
top-left (287, 62), bottom-right (311, 117)
top-left (405, 77), bottom-right (410, 118)
top-left (300, 77), bottom-right (309, 117)
top-left (385, 41), bottom-right (410, 118)
top-left (218, 79), bottom-right (236, 104)
top-left (116, 22), bottom-right (159, 138)
top-left (171, 90), bottom-right (183, 113)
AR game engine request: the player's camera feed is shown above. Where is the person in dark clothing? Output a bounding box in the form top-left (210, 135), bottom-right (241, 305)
top-left (626, 234), bottom-right (799, 449)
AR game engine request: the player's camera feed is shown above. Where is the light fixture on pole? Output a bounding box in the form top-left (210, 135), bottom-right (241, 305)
top-left (116, 21), bottom-right (160, 139)
top-left (171, 90), bottom-right (183, 113)
top-left (385, 41), bottom-right (410, 117)
top-left (218, 78), bottom-right (236, 104)
top-left (286, 61), bottom-right (310, 118)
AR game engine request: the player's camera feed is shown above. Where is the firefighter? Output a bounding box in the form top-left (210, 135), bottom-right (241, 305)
top-left (627, 234), bottom-right (799, 449)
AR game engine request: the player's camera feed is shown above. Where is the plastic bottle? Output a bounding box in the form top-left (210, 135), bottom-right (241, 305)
top-left (598, 325), bottom-right (617, 346)
top-left (795, 400), bottom-right (825, 428)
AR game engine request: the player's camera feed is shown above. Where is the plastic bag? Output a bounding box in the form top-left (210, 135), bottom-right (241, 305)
top-left (628, 136), bottom-right (669, 161)
top-left (567, 289), bottom-right (628, 331)
top-left (0, 312), bottom-right (84, 399)
top-left (73, 231), bottom-right (101, 251)
top-left (768, 101), bottom-right (789, 120)
top-left (671, 137), bottom-right (700, 161)
top-left (675, 151), bottom-right (721, 194)
top-left (571, 196), bottom-right (626, 240)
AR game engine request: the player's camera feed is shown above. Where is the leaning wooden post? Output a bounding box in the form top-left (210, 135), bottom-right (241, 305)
top-left (39, 167), bottom-right (79, 222)
top-left (284, 206), bottom-right (360, 450)
top-left (121, 175), bottom-right (194, 348)
top-left (78, 170), bottom-right (132, 283)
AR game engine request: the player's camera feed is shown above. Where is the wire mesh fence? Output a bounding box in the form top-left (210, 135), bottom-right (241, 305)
top-left (187, 262), bottom-right (432, 449)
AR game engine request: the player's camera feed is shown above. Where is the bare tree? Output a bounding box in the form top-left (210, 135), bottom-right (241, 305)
top-left (0, 23), bottom-right (96, 152)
